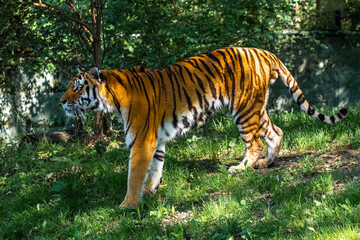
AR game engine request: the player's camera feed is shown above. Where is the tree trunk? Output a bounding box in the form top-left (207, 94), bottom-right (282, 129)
top-left (94, 112), bottom-right (107, 140)
top-left (92, 1), bottom-right (107, 141)
top-left (92, 37), bottom-right (107, 140)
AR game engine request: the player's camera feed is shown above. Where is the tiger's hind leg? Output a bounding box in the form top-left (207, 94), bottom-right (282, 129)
top-left (145, 143), bottom-right (165, 194)
top-left (255, 110), bottom-right (283, 168)
top-left (228, 112), bottom-right (264, 173)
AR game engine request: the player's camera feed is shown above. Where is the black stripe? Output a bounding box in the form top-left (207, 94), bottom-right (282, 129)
top-left (129, 134), bottom-right (138, 149)
top-left (182, 87), bottom-right (193, 111)
top-left (153, 155), bottom-right (165, 162)
top-left (204, 74), bottom-right (217, 98)
top-left (192, 107), bottom-right (198, 125)
top-left (260, 110), bottom-right (265, 119)
top-left (184, 66), bottom-right (195, 84)
top-left (138, 78), bottom-right (152, 135)
top-left (237, 110), bottom-right (259, 126)
top-left (210, 101), bottom-right (215, 111)
top-left (271, 122), bottom-right (281, 136)
top-left (165, 68), bottom-right (177, 105)
top-left (111, 73), bottom-right (126, 89)
top-left (290, 85), bottom-right (299, 95)
top-left (194, 73), bottom-right (205, 93)
top-left (157, 70), bottom-right (167, 94)
top-left (307, 106), bottom-right (315, 116)
top-left (340, 108), bottom-right (348, 116)
top-left (172, 110), bottom-right (178, 128)
top-left (83, 97), bottom-right (91, 105)
top-left (182, 117), bottom-right (190, 128)
top-left (235, 48), bottom-right (245, 111)
top-left (145, 72), bottom-right (157, 98)
top-left (90, 101), bottom-right (99, 110)
top-left (196, 89), bottom-right (203, 108)
top-left (223, 61), bottom-right (232, 90)
top-left (161, 112), bottom-right (166, 129)
top-left (216, 50), bottom-right (226, 61)
top-left (205, 52), bottom-right (222, 67)
top-left (105, 85), bottom-right (121, 113)
top-left (259, 119), bottom-right (269, 130)
top-left (156, 150), bottom-right (165, 154)
top-left (128, 71), bottom-right (144, 93)
top-left (252, 49), bottom-right (266, 78)
top-left (297, 94), bottom-right (305, 105)
top-left (330, 116), bottom-right (336, 123)
top-left (127, 101), bottom-right (133, 124)
top-left (86, 86), bottom-right (90, 96)
top-left (286, 75), bottom-right (291, 85)
top-left (120, 74), bottom-right (132, 91)
top-left (243, 48), bottom-right (250, 65)
top-left (188, 58), bottom-right (201, 70)
top-left (240, 122), bottom-right (259, 131)
top-left (125, 121), bottom-right (132, 136)
top-left (140, 108), bottom-right (151, 135)
top-left (336, 112), bottom-right (343, 120)
top-left (229, 48), bottom-right (238, 61)
top-left (318, 114), bottom-right (325, 121)
top-left (170, 67), bottom-right (182, 101)
top-left (199, 59), bottom-right (215, 79)
top-left (225, 48), bottom-right (236, 70)
top-left (235, 99), bottom-right (263, 125)
top-left (257, 49), bottom-right (272, 66)
top-left (175, 64), bottom-right (186, 84)
top-left (219, 86), bottom-right (224, 105)
top-left (209, 62), bottom-right (224, 82)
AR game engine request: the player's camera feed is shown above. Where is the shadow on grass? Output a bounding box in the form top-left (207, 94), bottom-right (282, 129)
top-left (2, 106), bottom-right (360, 239)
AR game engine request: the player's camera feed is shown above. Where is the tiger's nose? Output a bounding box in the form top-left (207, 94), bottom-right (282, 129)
top-left (61, 99), bottom-right (67, 105)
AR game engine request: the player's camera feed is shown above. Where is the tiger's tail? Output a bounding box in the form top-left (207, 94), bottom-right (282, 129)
top-left (273, 58), bottom-right (348, 123)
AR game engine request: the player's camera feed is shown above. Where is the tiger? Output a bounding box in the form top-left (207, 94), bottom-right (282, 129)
top-left (60, 47), bottom-right (348, 208)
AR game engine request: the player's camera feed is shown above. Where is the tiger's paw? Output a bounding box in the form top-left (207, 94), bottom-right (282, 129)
top-left (144, 178), bottom-right (162, 195)
top-left (254, 158), bottom-right (271, 169)
top-left (254, 158), bottom-right (275, 169)
top-left (228, 165), bottom-right (248, 174)
top-left (119, 199), bottom-right (139, 209)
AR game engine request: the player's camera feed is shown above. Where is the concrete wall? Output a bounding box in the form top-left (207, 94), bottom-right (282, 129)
top-left (0, 70), bottom-right (67, 141)
top-left (269, 33), bottom-right (360, 112)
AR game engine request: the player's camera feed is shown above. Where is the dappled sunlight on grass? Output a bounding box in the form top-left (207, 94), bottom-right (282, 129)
top-left (1, 106), bottom-right (360, 239)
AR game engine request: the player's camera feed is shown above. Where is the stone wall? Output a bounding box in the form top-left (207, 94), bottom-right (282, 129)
top-left (0, 70), bottom-right (67, 141)
top-left (269, 33), bottom-right (360, 112)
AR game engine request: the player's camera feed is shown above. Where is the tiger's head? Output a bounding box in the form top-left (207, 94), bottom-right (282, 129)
top-left (60, 67), bottom-right (106, 117)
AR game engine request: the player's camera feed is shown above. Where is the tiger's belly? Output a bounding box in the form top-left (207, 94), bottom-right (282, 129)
top-left (157, 99), bottom-right (224, 143)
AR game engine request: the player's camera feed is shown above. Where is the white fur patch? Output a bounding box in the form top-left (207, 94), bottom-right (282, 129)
top-left (74, 77), bottom-right (84, 92)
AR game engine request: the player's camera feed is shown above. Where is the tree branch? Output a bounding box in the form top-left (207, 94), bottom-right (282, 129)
top-left (68, 21), bottom-right (92, 66)
top-left (90, 0), bottom-right (96, 28)
top-left (66, 0), bottom-right (93, 43)
top-left (7, 1), bottom-right (96, 36)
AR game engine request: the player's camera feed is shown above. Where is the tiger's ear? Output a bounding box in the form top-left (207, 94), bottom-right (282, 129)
top-left (78, 67), bottom-right (86, 74)
top-left (90, 67), bottom-right (102, 82)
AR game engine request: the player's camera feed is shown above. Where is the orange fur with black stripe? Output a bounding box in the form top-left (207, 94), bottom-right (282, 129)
top-left (61, 47), bottom-right (348, 208)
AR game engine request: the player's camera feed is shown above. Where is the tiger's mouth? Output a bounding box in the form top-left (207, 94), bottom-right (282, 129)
top-left (62, 103), bottom-right (85, 117)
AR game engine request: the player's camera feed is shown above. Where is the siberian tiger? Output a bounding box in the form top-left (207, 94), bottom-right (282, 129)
top-left (60, 47), bottom-right (348, 208)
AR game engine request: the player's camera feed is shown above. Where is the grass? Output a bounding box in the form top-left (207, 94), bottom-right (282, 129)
top-left (1, 105), bottom-right (360, 239)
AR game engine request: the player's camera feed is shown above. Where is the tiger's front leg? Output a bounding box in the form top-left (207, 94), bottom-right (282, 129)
top-left (120, 137), bottom-right (156, 208)
top-left (145, 143), bottom-right (165, 194)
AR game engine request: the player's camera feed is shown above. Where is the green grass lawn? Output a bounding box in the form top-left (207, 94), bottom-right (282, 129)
top-left (1, 106), bottom-right (360, 240)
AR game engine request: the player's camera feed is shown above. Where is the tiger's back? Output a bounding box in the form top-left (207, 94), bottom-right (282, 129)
top-left (61, 47), bottom-right (348, 208)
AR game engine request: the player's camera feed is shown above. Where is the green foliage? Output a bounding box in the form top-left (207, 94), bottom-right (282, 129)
top-left (3, 0), bottom-right (359, 80)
